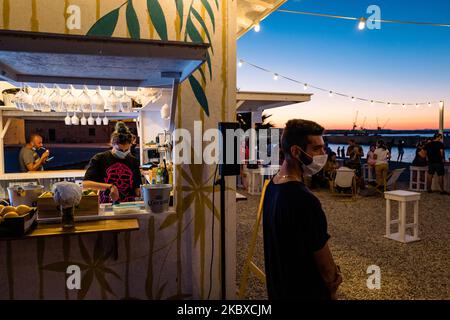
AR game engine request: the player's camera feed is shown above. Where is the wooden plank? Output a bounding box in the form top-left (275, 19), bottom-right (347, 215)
top-left (26, 218), bottom-right (139, 238)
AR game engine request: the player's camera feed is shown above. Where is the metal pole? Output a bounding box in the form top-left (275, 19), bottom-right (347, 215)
top-left (220, 175), bottom-right (226, 300)
top-left (439, 101), bottom-right (444, 135)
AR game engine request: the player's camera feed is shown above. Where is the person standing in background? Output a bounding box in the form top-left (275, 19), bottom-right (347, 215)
top-left (374, 140), bottom-right (390, 190)
top-left (423, 133), bottom-right (447, 195)
top-left (397, 140), bottom-right (405, 162)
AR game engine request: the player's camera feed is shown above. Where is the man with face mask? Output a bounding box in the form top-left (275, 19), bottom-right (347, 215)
top-left (19, 134), bottom-right (50, 172)
top-left (83, 122), bottom-right (142, 203)
top-left (263, 119), bottom-right (342, 300)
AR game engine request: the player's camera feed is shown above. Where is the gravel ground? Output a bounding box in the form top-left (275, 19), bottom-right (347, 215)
top-left (236, 185), bottom-right (450, 300)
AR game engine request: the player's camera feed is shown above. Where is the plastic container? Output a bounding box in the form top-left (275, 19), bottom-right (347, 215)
top-left (7, 184), bottom-right (44, 207)
top-left (141, 184), bottom-right (172, 213)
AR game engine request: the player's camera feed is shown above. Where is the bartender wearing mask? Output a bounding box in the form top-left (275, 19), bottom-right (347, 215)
top-left (83, 122), bottom-right (142, 203)
top-left (19, 134), bottom-right (50, 172)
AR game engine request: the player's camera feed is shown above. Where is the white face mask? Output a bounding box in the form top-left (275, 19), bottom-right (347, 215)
top-left (112, 148), bottom-right (130, 159)
top-left (297, 149), bottom-right (328, 176)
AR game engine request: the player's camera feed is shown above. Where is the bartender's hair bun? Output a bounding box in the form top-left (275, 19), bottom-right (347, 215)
top-left (111, 121), bottom-right (132, 145)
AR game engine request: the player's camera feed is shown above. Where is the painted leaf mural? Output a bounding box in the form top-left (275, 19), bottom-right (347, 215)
top-left (87, 7), bottom-right (121, 37)
top-left (147, 0), bottom-right (168, 41)
top-left (189, 75), bottom-right (209, 116)
top-left (86, 0), bottom-right (217, 117)
top-left (175, 0), bottom-right (184, 33)
top-left (126, 0), bottom-right (141, 39)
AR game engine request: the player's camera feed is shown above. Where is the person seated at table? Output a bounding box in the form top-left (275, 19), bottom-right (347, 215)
top-left (323, 152), bottom-right (339, 189)
top-left (19, 134), bottom-right (50, 172)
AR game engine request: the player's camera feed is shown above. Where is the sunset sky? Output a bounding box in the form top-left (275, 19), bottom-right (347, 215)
top-left (237, 0), bottom-right (450, 130)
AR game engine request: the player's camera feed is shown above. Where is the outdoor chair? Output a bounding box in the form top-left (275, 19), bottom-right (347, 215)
top-left (330, 167), bottom-right (357, 200)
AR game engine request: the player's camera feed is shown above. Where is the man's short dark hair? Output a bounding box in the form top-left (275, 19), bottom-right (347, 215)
top-left (281, 119), bottom-right (324, 157)
top-left (29, 134), bottom-right (42, 143)
top-left (434, 133), bottom-right (443, 140)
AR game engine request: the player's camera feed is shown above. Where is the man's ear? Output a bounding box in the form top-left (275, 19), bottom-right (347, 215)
top-left (290, 145), bottom-right (300, 160)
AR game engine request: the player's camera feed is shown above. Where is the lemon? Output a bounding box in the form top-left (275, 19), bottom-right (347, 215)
top-left (3, 212), bottom-right (19, 219)
top-left (1, 206), bottom-right (17, 216)
top-left (16, 205), bottom-right (32, 216)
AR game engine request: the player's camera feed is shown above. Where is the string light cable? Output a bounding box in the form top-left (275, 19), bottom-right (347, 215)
top-left (238, 59), bottom-right (443, 108)
top-left (276, 9), bottom-right (450, 28)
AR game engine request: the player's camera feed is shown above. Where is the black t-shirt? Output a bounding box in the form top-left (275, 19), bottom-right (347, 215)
top-left (424, 141), bottom-right (445, 164)
top-left (262, 180), bottom-right (331, 300)
top-left (84, 151), bottom-right (142, 203)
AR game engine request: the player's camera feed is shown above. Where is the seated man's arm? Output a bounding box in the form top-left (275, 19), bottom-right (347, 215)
top-left (24, 152), bottom-right (47, 172)
top-left (314, 242), bottom-right (342, 299)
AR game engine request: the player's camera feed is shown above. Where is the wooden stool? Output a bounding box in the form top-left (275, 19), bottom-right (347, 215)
top-left (384, 190), bottom-right (421, 243)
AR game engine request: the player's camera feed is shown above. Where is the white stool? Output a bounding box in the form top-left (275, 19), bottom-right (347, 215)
top-left (247, 169), bottom-right (261, 195)
top-left (363, 164), bottom-right (376, 183)
top-left (409, 166), bottom-right (428, 191)
top-left (384, 190), bottom-right (421, 243)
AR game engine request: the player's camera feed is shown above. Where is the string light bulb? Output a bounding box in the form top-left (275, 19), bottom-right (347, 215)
top-left (428, 102), bottom-right (431, 108)
top-left (273, 73), bottom-right (279, 80)
top-left (402, 103), bottom-right (406, 109)
top-left (303, 83), bottom-right (308, 90)
top-left (416, 103), bottom-right (419, 108)
top-left (387, 102), bottom-right (391, 108)
top-left (329, 91), bottom-right (333, 97)
top-left (351, 96), bottom-right (355, 102)
top-left (370, 100), bottom-right (374, 105)
top-left (358, 17), bottom-right (367, 30)
top-left (238, 60), bottom-right (243, 67)
top-left (254, 23), bottom-right (260, 32)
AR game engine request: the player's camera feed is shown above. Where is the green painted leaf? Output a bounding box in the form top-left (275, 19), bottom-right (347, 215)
top-left (198, 68), bottom-right (206, 84)
top-left (186, 16), bottom-right (203, 43)
top-left (99, 266), bottom-right (122, 280)
top-left (166, 293), bottom-right (192, 300)
top-left (205, 50), bottom-right (212, 80)
top-left (186, 17), bottom-right (212, 79)
top-left (96, 270), bottom-right (116, 297)
top-left (147, 0), bottom-right (168, 41)
top-left (201, 0), bottom-right (215, 32)
top-left (215, 0), bottom-right (219, 10)
top-left (126, 0), bottom-right (140, 39)
top-left (77, 270), bottom-right (94, 300)
top-left (87, 8), bottom-right (120, 37)
top-left (175, 0), bottom-right (184, 32)
top-left (159, 213), bottom-right (178, 230)
top-left (156, 281), bottom-right (168, 300)
top-left (189, 75), bottom-right (209, 116)
top-left (191, 8), bottom-right (213, 53)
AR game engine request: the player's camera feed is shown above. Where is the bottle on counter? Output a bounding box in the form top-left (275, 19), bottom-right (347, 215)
top-left (162, 159), bottom-right (169, 184)
top-left (156, 164), bottom-right (163, 184)
top-left (168, 162), bottom-right (173, 185)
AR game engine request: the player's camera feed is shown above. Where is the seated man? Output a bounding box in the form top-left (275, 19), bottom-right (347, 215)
top-left (19, 134), bottom-right (50, 172)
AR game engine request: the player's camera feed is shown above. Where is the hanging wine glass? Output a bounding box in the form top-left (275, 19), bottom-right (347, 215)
top-left (91, 86), bottom-right (105, 113)
top-left (88, 113), bottom-right (95, 125)
top-left (120, 87), bottom-right (133, 112)
top-left (12, 83), bottom-right (26, 110)
top-left (80, 113), bottom-right (87, 126)
top-left (39, 85), bottom-right (51, 112)
top-left (107, 86), bottom-right (121, 112)
top-left (95, 113), bottom-right (102, 125)
top-left (21, 85), bottom-right (34, 112)
top-left (62, 85), bottom-right (76, 112)
top-left (32, 84), bottom-right (43, 111)
top-left (49, 84), bottom-right (63, 112)
top-left (79, 85), bottom-right (92, 113)
top-left (102, 113), bottom-right (109, 125)
top-left (65, 112), bottom-right (72, 125)
top-left (71, 112), bottom-right (79, 125)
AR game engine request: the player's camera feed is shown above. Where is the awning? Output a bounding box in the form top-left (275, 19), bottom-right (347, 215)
top-left (0, 30), bottom-right (209, 88)
top-left (236, 91), bottom-right (312, 113)
top-left (237, 0), bottom-right (287, 38)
